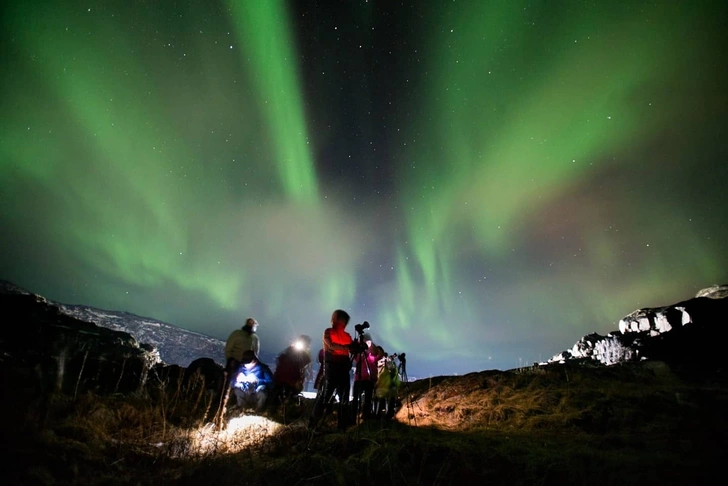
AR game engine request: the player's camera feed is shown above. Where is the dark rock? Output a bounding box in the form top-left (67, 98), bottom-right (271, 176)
top-left (149, 363), bottom-right (185, 390)
top-left (0, 279), bottom-right (278, 368)
top-left (183, 357), bottom-right (225, 397)
top-left (0, 291), bottom-right (160, 397)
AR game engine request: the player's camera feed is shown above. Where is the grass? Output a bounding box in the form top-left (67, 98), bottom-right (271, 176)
top-left (3, 360), bottom-right (727, 485)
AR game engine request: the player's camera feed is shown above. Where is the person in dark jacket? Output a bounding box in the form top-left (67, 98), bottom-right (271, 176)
top-left (273, 335), bottom-right (312, 405)
top-left (313, 348), bottom-right (325, 390)
top-left (232, 350), bottom-right (273, 414)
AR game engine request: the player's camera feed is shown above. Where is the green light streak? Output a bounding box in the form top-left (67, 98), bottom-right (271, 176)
top-left (400, 0), bottom-right (708, 293)
top-left (1, 4), bottom-right (243, 308)
top-left (320, 273), bottom-right (356, 313)
top-left (227, 0), bottom-right (319, 203)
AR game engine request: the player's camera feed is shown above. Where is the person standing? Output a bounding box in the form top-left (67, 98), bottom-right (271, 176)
top-left (351, 333), bottom-right (380, 422)
top-left (224, 317), bottom-right (260, 383)
top-left (375, 352), bottom-right (401, 420)
top-left (309, 309), bottom-right (354, 431)
top-left (313, 348), bottom-right (325, 391)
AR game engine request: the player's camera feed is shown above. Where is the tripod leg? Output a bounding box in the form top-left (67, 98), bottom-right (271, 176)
top-left (282, 394), bottom-right (287, 424)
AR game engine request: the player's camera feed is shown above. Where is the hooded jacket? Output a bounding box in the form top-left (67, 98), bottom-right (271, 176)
top-left (353, 345), bottom-right (379, 382)
top-left (375, 358), bottom-right (400, 399)
top-left (225, 326), bottom-right (260, 361)
top-left (234, 361), bottom-right (273, 393)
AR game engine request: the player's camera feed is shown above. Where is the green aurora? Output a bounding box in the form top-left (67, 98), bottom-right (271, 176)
top-left (1, 0), bottom-right (726, 375)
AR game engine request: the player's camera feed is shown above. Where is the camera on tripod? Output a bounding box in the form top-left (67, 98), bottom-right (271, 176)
top-left (354, 321), bottom-right (370, 336)
top-left (350, 321), bottom-right (371, 354)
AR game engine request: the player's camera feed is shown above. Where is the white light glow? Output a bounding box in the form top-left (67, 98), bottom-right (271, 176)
top-left (183, 415), bottom-right (282, 456)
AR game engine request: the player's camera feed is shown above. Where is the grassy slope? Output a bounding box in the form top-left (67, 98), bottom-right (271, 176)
top-left (4, 360), bottom-right (727, 485)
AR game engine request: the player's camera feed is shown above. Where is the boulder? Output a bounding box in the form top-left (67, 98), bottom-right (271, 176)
top-left (549, 332), bottom-right (639, 366)
top-left (184, 357), bottom-right (225, 397)
top-left (147, 358), bottom-right (225, 403)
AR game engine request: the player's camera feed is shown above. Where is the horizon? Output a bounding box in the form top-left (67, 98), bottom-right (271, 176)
top-left (1, 1), bottom-right (726, 378)
top-left (3, 277), bottom-right (724, 378)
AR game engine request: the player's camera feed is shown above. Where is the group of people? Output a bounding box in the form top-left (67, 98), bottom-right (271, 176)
top-left (309, 309), bottom-right (402, 431)
top-left (223, 309), bottom-right (403, 431)
top-left (224, 317), bottom-right (312, 414)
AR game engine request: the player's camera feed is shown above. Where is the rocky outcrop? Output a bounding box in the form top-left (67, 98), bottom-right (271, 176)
top-left (696, 284), bottom-right (728, 300)
top-left (548, 332), bottom-right (640, 366)
top-left (0, 291), bottom-right (160, 397)
top-left (547, 284), bottom-right (728, 368)
top-left (618, 285), bottom-right (728, 336)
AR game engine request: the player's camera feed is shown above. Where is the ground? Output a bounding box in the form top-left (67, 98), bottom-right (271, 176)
top-left (3, 359), bottom-right (727, 485)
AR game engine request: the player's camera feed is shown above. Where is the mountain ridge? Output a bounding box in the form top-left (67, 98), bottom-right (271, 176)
top-left (0, 279), bottom-right (279, 367)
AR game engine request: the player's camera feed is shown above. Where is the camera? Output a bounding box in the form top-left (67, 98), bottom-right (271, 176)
top-left (349, 340), bottom-right (367, 354)
top-left (354, 321), bottom-right (370, 335)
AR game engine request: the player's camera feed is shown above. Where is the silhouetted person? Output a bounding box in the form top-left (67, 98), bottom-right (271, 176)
top-left (272, 335), bottom-right (312, 407)
top-left (309, 309), bottom-right (354, 431)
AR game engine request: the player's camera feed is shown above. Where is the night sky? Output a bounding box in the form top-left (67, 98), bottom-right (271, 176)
top-left (2, 0), bottom-right (726, 377)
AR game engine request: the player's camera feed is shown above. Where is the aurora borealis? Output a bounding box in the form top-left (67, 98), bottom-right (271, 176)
top-left (1, 0), bottom-right (726, 376)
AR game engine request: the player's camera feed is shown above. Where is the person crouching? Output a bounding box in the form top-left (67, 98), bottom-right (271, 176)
top-left (233, 350), bottom-right (273, 414)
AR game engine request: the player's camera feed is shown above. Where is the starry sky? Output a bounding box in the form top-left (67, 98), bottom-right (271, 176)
top-left (1, 0), bottom-right (726, 377)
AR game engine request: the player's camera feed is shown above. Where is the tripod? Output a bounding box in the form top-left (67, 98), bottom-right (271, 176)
top-left (396, 353), bottom-right (417, 426)
top-left (350, 333), bottom-right (374, 426)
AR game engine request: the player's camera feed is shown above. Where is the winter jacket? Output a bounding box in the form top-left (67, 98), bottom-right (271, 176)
top-left (225, 327), bottom-right (260, 361)
top-left (353, 346), bottom-right (379, 382)
top-left (273, 346), bottom-right (312, 390)
top-left (375, 359), bottom-right (400, 399)
top-left (323, 322), bottom-right (353, 363)
top-left (234, 361), bottom-right (273, 393)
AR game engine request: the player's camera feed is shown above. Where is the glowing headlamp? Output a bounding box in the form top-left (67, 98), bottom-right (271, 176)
top-left (293, 340), bottom-right (304, 351)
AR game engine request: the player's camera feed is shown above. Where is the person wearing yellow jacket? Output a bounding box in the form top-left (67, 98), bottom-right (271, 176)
top-left (374, 351), bottom-right (400, 419)
top-left (225, 317), bottom-right (260, 382)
